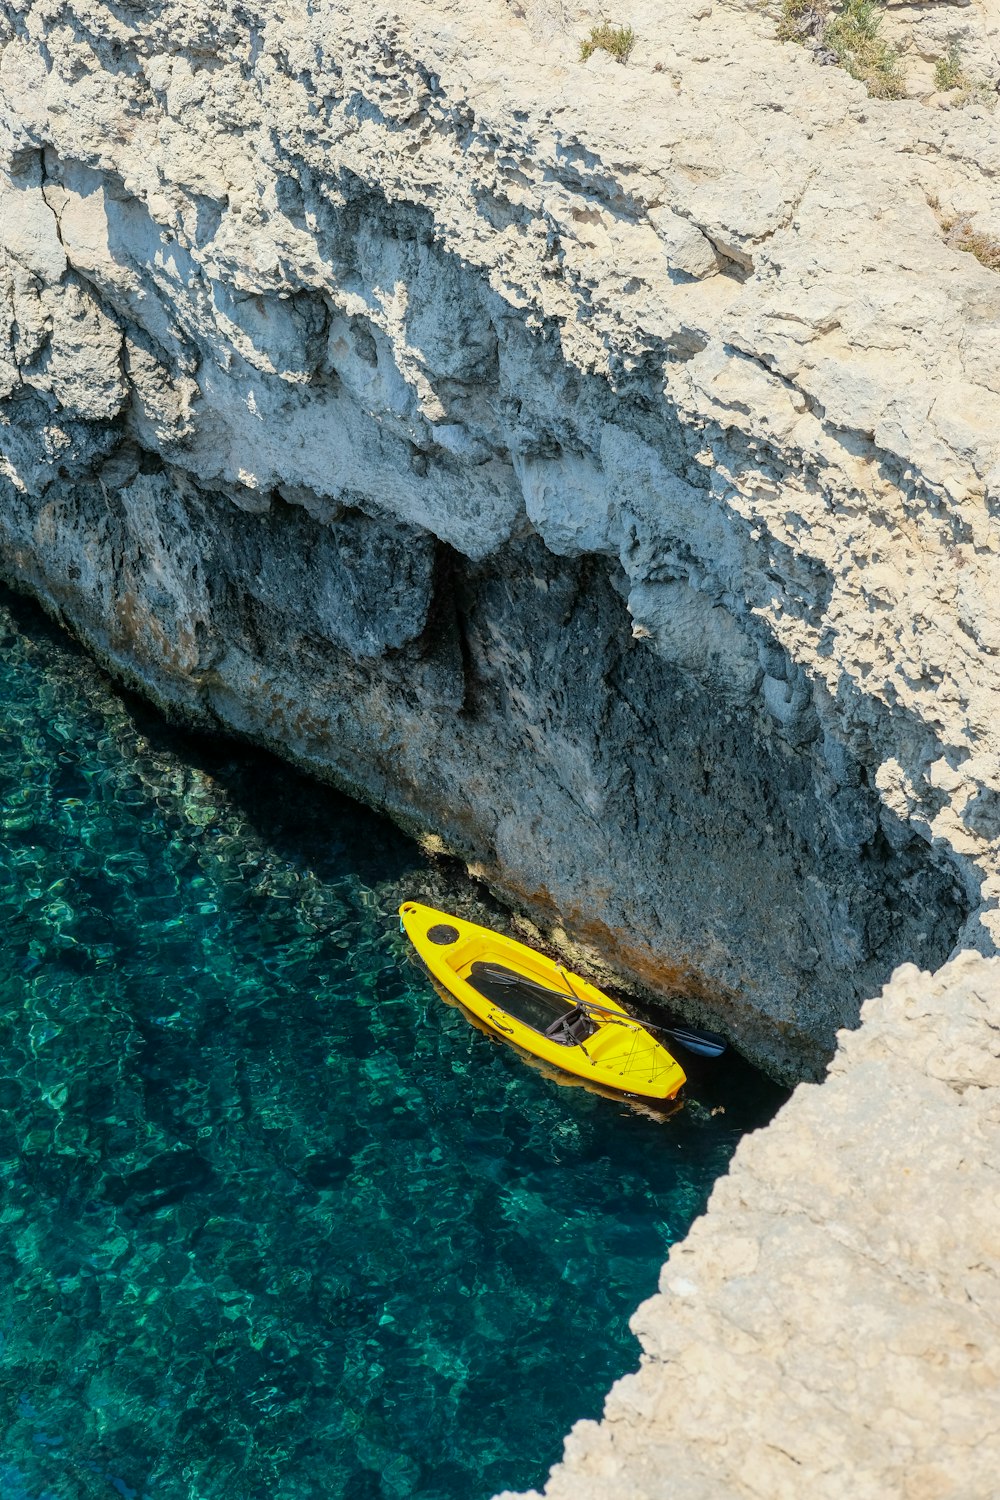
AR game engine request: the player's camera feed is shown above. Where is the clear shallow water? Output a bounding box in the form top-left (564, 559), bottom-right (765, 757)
top-left (0, 590), bottom-right (785, 1500)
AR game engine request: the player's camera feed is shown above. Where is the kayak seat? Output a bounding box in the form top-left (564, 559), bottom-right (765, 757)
top-left (465, 962), bottom-right (597, 1045)
top-left (544, 1005), bottom-right (597, 1047)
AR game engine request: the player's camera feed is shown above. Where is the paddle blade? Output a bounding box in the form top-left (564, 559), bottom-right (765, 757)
top-left (665, 1025), bottom-right (727, 1058)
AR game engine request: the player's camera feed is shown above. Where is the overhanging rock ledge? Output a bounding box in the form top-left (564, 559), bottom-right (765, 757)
top-left (1, 0), bottom-right (999, 1079)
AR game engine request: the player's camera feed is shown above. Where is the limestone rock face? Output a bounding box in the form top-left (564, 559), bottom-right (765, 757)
top-left (1, 0), bottom-right (999, 1075)
top-left (497, 950), bottom-right (1000, 1500)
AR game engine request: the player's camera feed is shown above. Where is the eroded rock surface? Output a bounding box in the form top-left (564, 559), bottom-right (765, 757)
top-left (1, 0), bottom-right (999, 1075)
top-left (498, 950), bottom-right (1000, 1500)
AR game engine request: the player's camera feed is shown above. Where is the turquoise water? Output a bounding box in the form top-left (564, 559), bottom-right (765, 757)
top-left (0, 591), bottom-right (784, 1500)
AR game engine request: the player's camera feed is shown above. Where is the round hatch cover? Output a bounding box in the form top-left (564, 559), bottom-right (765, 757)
top-left (427, 923), bottom-right (460, 945)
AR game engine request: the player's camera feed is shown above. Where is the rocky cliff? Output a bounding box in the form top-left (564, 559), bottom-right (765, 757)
top-left (497, 949), bottom-right (1000, 1500)
top-left (2, 0), bottom-right (999, 1078)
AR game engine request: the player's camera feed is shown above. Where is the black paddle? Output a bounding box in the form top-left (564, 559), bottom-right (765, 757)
top-left (479, 965), bottom-right (727, 1058)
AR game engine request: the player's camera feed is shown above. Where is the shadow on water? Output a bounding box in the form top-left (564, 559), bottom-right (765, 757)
top-left (0, 587), bottom-right (787, 1500)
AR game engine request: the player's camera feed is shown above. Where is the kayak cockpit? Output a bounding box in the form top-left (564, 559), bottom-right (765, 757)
top-left (463, 961), bottom-right (598, 1046)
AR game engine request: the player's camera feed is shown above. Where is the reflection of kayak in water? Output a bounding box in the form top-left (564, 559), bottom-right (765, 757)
top-left (399, 901), bottom-right (687, 1104)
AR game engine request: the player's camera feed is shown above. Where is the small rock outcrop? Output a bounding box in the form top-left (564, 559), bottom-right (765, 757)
top-left (497, 950), bottom-right (1000, 1500)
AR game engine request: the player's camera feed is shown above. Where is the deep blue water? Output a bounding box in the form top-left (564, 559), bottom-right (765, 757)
top-left (0, 591), bottom-right (784, 1500)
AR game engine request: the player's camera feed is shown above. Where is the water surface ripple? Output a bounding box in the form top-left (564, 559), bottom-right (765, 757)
top-left (0, 591), bottom-right (784, 1499)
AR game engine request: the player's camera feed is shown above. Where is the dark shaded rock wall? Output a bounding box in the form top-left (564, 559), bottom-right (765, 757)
top-left (0, 458), bottom-right (967, 1078)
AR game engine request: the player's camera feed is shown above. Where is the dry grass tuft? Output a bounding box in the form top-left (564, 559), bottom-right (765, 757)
top-left (580, 23), bottom-right (635, 63)
top-left (941, 213), bottom-right (1000, 271)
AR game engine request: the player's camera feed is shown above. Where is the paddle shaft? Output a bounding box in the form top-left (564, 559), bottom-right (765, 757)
top-left (480, 965), bottom-right (726, 1056)
top-left (570, 998), bottom-right (725, 1053)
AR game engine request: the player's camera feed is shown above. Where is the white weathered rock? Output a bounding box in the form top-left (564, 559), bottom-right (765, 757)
top-left (497, 951), bottom-right (1000, 1500)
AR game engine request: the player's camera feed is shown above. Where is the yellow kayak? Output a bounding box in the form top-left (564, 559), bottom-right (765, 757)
top-left (399, 901), bottom-right (686, 1103)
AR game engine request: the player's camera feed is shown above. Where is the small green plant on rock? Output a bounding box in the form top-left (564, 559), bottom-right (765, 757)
top-left (932, 44), bottom-right (996, 108)
top-left (580, 23), bottom-right (635, 63)
top-left (934, 42), bottom-right (964, 91)
top-left (778, 0), bottom-right (905, 100)
top-left (824, 0), bottom-right (906, 98)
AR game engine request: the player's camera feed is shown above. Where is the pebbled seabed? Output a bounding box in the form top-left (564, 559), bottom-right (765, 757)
top-left (0, 590), bottom-right (784, 1500)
